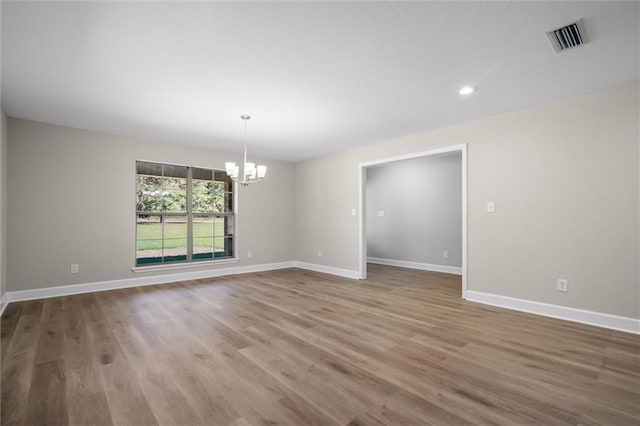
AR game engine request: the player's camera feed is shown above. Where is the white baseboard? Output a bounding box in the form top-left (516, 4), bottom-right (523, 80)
top-left (4, 261), bottom-right (296, 304)
top-left (466, 290), bottom-right (640, 335)
top-left (367, 257), bottom-right (462, 275)
top-left (7, 261), bottom-right (634, 336)
top-left (0, 295), bottom-right (7, 316)
top-left (293, 261), bottom-right (361, 280)
top-left (1, 260), bottom-right (361, 306)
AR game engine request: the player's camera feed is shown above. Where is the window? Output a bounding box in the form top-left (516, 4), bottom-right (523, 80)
top-left (135, 161), bottom-right (234, 266)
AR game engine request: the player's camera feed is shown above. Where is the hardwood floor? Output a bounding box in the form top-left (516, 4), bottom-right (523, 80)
top-left (1, 264), bottom-right (639, 425)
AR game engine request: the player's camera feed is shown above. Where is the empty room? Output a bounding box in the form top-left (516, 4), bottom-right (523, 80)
top-left (0, 1), bottom-right (638, 425)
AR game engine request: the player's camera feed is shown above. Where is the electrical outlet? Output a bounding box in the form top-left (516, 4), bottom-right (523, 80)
top-left (70, 264), bottom-right (79, 274)
top-left (487, 201), bottom-right (496, 213)
top-left (247, 251), bottom-right (252, 258)
top-left (557, 279), bottom-right (568, 293)
top-left (443, 250), bottom-right (449, 259)
top-left (317, 249), bottom-right (322, 257)
top-left (377, 210), bottom-right (385, 217)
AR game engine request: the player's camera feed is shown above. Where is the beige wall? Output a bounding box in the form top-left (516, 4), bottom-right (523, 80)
top-left (7, 119), bottom-right (294, 291)
top-left (295, 81), bottom-right (640, 319)
top-left (0, 110), bottom-right (6, 299)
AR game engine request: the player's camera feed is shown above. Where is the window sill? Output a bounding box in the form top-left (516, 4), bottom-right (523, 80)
top-left (131, 257), bottom-right (240, 273)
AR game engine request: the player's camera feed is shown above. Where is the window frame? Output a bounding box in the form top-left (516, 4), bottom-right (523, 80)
top-left (133, 160), bottom-right (237, 269)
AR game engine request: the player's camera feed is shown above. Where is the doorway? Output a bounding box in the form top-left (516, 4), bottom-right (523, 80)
top-left (358, 144), bottom-right (467, 298)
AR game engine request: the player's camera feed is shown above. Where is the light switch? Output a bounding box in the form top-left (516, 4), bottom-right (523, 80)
top-left (351, 208), bottom-right (356, 216)
top-left (487, 201), bottom-right (496, 213)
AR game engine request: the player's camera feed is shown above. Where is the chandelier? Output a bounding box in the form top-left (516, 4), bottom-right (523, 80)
top-left (225, 115), bottom-right (267, 186)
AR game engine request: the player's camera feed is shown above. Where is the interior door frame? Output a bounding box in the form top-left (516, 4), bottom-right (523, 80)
top-left (358, 144), bottom-right (468, 299)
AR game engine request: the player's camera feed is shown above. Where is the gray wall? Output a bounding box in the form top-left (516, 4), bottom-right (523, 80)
top-left (0, 110), bottom-right (6, 299)
top-left (366, 153), bottom-right (462, 267)
top-left (7, 118), bottom-right (295, 291)
top-left (295, 81), bottom-right (639, 319)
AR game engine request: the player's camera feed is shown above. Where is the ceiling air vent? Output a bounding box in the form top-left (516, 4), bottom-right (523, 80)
top-left (547, 19), bottom-right (587, 53)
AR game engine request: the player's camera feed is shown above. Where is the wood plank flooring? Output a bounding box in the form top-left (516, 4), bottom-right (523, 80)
top-left (1, 264), bottom-right (639, 425)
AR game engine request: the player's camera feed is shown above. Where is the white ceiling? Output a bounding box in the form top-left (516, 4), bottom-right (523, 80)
top-left (2, 2), bottom-right (638, 162)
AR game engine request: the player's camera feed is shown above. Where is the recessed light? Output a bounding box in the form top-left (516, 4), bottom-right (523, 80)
top-left (459, 86), bottom-right (477, 96)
